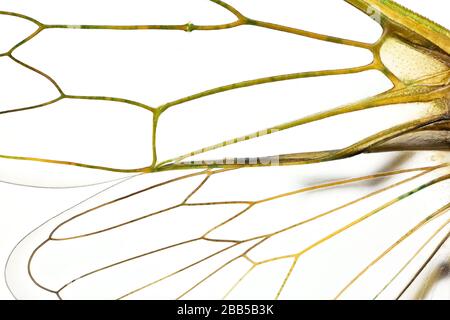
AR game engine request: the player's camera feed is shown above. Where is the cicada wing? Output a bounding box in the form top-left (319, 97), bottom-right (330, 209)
top-left (5, 151), bottom-right (449, 299)
top-left (2, 0), bottom-right (449, 301)
top-left (0, 0), bottom-right (382, 187)
top-left (398, 234), bottom-right (450, 300)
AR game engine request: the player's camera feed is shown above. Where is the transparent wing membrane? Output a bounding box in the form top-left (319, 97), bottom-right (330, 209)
top-left (1, 0), bottom-right (449, 299)
top-left (6, 153), bottom-right (450, 299)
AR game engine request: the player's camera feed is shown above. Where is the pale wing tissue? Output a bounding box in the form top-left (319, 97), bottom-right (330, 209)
top-left (0, 0), bottom-right (449, 300)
